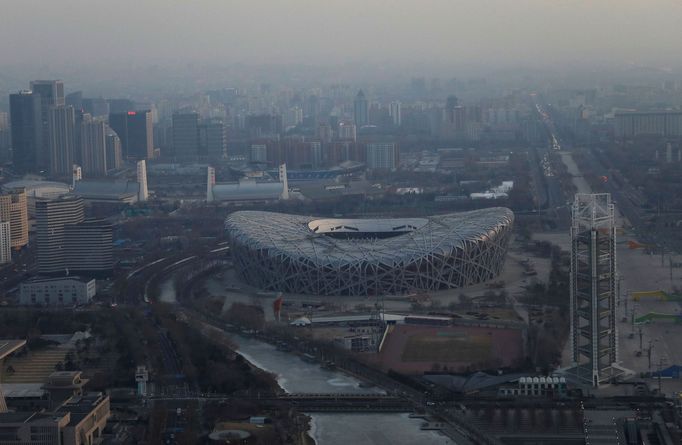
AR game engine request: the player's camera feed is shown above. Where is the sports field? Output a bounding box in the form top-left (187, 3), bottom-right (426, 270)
top-left (373, 323), bottom-right (524, 374)
top-left (401, 333), bottom-right (492, 363)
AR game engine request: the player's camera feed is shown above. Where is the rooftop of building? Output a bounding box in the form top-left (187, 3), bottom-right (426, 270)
top-left (0, 411), bottom-right (64, 424)
top-left (0, 339), bottom-right (26, 360)
top-left (45, 371), bottom-right (87, 388)
top-left (1, 383), bottom-right (46, 399)
top-left (72, 180), bottom-right (139, 199)
top-left (424, 371), bottom-right (529, 394)
top-left (212, 179), bottom-right (283, 201)
top-left (2, 179), bottom-right (70, 193)
top-left (22, 276), bottom-right (94, 285)
top-left (57, 392), bottom-right (108, 425)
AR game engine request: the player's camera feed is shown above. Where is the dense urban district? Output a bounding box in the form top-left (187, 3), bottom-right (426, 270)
top-left (0, 76), bottom-right (682, 444)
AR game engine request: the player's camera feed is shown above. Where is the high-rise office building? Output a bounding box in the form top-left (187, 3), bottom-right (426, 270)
top-left (366, 142), bottom-right (398, 170)
top-left (30, 80), bottom-right (65, 109)
top-left (200, 119), bottom-right (227, 160)
top-left (250, 144), bottom-right (267, 163)
top-left (354, 90), bottom-right (369, 127)
top-left (65, 91), bottom-right (83, 109)
top-left (36, 195), bottom-right (84, 274)
top-left (570, 193), bottom-right (618, 387)
top-left (79, 115), bottom-right (108, 176)
top-left (105, 127), bottom-right (122, 171)
top-left (0, 222), bottom-right (11, 264)
top-left (0, 112), bottom-right (9, 162)
top-left (30, 80), bottom-right (65, 170)
top-left (445, 95), bottom-right (458, 116)
top-left (0, 188), bottom-right (28, 249)
top-left (82, 97), bottom-right (109, 117)
top-left (172, 112), bottom-right (200, 159)
top-left (614, 111), bottom-right (682, 138)
top-left (389, 101), bottom-right (402, 126)
top-left (9, 91), bottom-right (43, 173)
top-left (35, 195), bottom-right (113, 275)
top-left (64, 219), bottom-right (113, 273)
top-left (245, 114), bottom-right (282, 138)
top-left (444, 95), bottom-right (466, 133)
top-left (338, 121), bottom-right (357, 141)
top-left (316, 123), bottom-right (332, 143)
top-left (129, 110), bottom-right (154, 159)
top-left (108, 98), bottom-right (135, 114)
top-left (47, 106), bottom-right (76, 176)
top-left (108, 110), bottom-right (153, 159)
top-left (283, 107), bottom-right (303, 129)
top-left (310, 141), bottom-right (322, 168)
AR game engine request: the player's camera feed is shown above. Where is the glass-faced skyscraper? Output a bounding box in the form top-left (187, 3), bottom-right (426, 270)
top-left (108, 110), bottom-right (154, 160)
top-left (9, 91), bottom-right (42, 173)
top-left (30, 80), bottom-right (65, 170)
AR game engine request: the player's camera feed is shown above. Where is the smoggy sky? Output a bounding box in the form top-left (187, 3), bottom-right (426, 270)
top-left (2, 0), bottom-right (682, 72)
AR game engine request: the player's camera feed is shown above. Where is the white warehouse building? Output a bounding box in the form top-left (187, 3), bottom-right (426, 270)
top-left (20, 277), bottom-right (96, 306)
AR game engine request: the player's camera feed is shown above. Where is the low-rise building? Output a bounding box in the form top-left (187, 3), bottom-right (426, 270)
top-left (57, 392), bottom-right (110, 445)
top-left (19, 277), bottom-right (96, 306)
top-left (498, 376), bottom-right (567, 398)
top-left (0, 392), bottom-right (109, 445)
top-left (0, 368), bottom-right (110, 445)
top-left (0, 411), bottom-right (70, 444)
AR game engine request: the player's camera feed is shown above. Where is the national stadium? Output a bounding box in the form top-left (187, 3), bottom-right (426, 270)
top-left (226, 208), bottom-right (514, 297)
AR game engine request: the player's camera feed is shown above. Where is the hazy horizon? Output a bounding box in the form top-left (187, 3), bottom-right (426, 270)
top-left (2, 0), bottom-right (682, 71)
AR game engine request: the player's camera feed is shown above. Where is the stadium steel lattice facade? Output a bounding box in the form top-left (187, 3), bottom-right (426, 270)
top-left (226, 208), bottom-right (514, 296)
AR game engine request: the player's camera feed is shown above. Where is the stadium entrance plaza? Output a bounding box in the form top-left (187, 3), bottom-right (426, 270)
top-left (536, 230), bottom-right (682, 394)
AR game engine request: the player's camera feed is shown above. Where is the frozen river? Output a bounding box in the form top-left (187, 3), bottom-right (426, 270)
top-left (231, 335), bottom-right (456, 445)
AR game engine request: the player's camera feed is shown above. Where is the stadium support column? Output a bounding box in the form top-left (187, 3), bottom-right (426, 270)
top-left (279, 163), bottom-right (289, 200)
top-left (136, 160), bottom-right (148, 202)
top-left (570, 193), bottom-right (618, 387)
top-left (207, 166), bottom-right (215, 202)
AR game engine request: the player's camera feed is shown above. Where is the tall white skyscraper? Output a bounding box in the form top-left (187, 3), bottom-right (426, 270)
top-left (136, 160), bottom-right (149, 202)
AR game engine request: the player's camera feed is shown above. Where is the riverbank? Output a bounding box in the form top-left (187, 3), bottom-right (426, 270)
top-left (162, 269), bottom-right (468, 444)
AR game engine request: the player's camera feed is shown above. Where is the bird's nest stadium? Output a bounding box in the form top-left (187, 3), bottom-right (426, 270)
top-left (226, 208), bottom-right (514, 297)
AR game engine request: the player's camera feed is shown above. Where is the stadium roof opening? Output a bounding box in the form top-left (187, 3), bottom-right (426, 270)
top-left (308, 217), bottom-right (429, 239)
